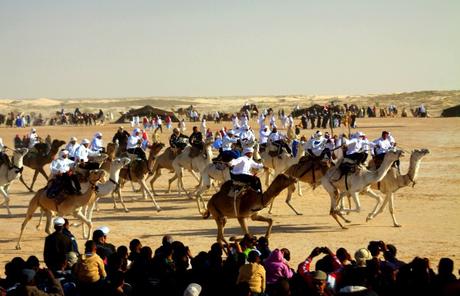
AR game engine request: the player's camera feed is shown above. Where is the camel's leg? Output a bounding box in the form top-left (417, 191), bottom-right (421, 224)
top-left (215, 217), bottom-right (228, 245)
top-left (388, 193), bottom-right (401, 227)
top-left (33, 168), bottom-right (49, 190)
top-left (297, 180), bottom-right (303, 196)
top-left (251, 214), bottom-right (273, 238)
top-left (264, 168), bottom-right (271, 187)
top-left (365, 189), bottom-right (383, 221)
top-left (188, 169), bottom-right (200, 183)
top-left (375, 192), bottom-right (390, 217)
top-left (130, 181), bottom-right (139, 192)
top-left (0, 187), bottom-right (12, 216)
top-left (140, 180), bottom-right (161, 211)
top-left (167, 174), bottom-right (178, 194)
top-left (341, 192), bottom-right (361, 213)
top-left (16, 196), bottom-right (40, 249)
top-left (237, 217), bottom-right (250, 235)
top-left (115, 187), bottom-right (129, 212)
top-left (73, 209), bottom-right (92, 239)
top-left (149, 169), bottom-right (161, 195)
top-left (285, 184), bottom-right (302, 215)
top-left (20, 173), bottom-right (35, 192)
top-left (84, 200), bottom-right (98, 238)
top-left (45, 210), bottom-right (53, 234)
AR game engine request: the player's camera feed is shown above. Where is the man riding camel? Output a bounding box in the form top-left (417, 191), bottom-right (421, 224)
top-left (229, 147), bottom-right (266, 193)
top-left (126, 128), bottom-right (147, 161)
top-left (304, 131), bottom-right (332, 160)
top-left (372, 131), bottom-right (398, 169)
top-left (189, 126), bottom-right (205, 158)
top-left (268, 127), bottom-right (292, 158)
top-left (48, 150), bottom-right (81, 197)
top-left (90, 132), bottom-right (105, 153)
top-left (112, 126), bottom-right (131, 154)
top-left (169, 128), bottom-right (189, 152)
top-left (75, 139), bottom-right (100, 170)
top-left (65, 137), bottom-right (79, 161)
top-left (343, 131), bottom-right (369, 165)
top-left (28, 128), bottom-right (40, 149)
top-left (214, 129), bottom-right (240, 162)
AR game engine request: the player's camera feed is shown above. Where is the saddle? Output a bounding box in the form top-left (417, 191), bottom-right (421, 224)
top-left (338, 158), bottom-right (359, 176)
top-left (45, 177), bottom-right (76, 201)
top-left (212, 161), bottom-right (228, 171)
top-left (221, 180), bottom-right (251, 198)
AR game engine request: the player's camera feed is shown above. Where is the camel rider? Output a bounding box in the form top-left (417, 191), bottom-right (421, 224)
top-left (268, 127), bottom-right (292, 158)
top-left (169, 128), bottom-right (189, 151)
top-left (90, 132), bottom-right (105, 153)
top-left (28, 128), bottom-right (40, 149)
top-left (259, 125), bottom-right (271, 150)
top-left (112, 126), bottom-right (131, 153)
top-left (229, 147), bottom-right (266, 192)
top-left (65, 137), bottom-right (79, 161)
top-left (127, 128), bottom-right (147, 161)
top-left (0, 137), bottom-right (11, 167)
top-left (343, 131), bottom-right (368, 164)
top-left (239, 125), bottom-right (256, 145)
top-left (75, 139), bottom-right (100, 170)
top-left (305, 131), bottom-right (332, 160)
top-left (189, 126), bottom-right (205, 157)
top-left (49, 150), bottom-right (81, 196)
top-left (215, 130), bottom-right (240, 162)
top-left (372, 131), bottom-right (399, 169)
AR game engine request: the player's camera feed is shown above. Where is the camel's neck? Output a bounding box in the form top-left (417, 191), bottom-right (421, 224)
top-left (262, 178), bottom-right (295, 207)
top-left (48, 146), bottom-right (60, 160)
top-left (400, 155), bottom-right (422, 186)
top-left (369, 156), bottom-right (396, 183)
top-left (109, 167), bottom-right (122, 183)
top-left (80, 183), bottom-right (98, 205)
top-left (12, 155), bottom-right (24, 168)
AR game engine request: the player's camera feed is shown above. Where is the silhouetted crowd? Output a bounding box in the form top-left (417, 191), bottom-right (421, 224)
top-left (1, 225), bottom-right (458, 296)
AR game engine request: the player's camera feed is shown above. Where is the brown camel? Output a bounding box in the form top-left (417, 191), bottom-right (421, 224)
top-left (280, 156), bottom-right (332, 215)
top-left (100, 142), bottom-right (118, 173)
top-left (113, 142), bottom-right (165, 211)
top-left (19, 139), bottom-right (66, 192)
top-left (16, 169), bottom-right (105, 249)
top-left (202, 173), bottom-right (297, 244)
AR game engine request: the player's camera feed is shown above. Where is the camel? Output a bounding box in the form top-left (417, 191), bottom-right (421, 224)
top-left (0, 148), bottom-right (29, 215)
top-left (113, 143), bottom-right (164, 212)
top-left (171, 141), bottom-right (214, 196)
top-left (280, 156), bottom-right (332, 215)
top-left (363, 148), bottom-right (430, 227)
top-left (260, 142), bottom-right (305, 186)
top-left (16, 169), bottom-right (105, 249)
top-left (321, 150), bottom-right (403, 228)
top-left (19, 139), bottom-right (66, 192)
top-left (149, 146), bottom-right (200, 196)
top-left (202, 173), bottom-right (297, 244)
top-left (193, 142), bottom-right (261, 214)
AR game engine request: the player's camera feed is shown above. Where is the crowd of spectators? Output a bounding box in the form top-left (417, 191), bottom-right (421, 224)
top-left (1, 220), bottom-right (458, 296)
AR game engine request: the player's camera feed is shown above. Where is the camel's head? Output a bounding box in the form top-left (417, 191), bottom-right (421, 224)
top-left (88, 169), bottom-right (106, 183)
top-left (89, 153), bottom-right (109, 164)
top-left (148, 142), bottom-right (165, 156)
top-left (412, 148), bottom-right (430, 161)
top-left (111, 157), bottom-right (130, 171)
top-left (52, 139), bottom-right (66, 148)
top-left (386, 149), bottom-right (404, 162)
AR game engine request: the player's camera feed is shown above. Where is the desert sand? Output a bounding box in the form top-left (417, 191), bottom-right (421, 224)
top-left (0, 113), bottom-right (459, 275)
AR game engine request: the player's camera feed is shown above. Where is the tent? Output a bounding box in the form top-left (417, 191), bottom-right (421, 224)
top-left (441, 104), bottom-right (460, 117)
top-left (115, 105), bottom-right (179, 123)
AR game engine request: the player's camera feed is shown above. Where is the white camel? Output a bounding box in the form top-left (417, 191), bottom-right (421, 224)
top-left (0, 148), bottom-right (29, 215)
top-left (321, 149), bottom-right (403, 228)
top-left (172, 142), bottom-right (213, 196)
top-left (364, 148), bottom-right (430, 226)
top-left (149, 146), bottom-right (200, 196)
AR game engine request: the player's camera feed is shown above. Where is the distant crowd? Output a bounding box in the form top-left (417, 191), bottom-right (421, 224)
top-left (1, 217), bottom-right (458, 296)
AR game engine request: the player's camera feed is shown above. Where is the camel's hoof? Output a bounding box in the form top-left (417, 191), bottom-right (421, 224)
top-left (15, 245), bottom-right (21, 250)
top-left (345, 219), bottom-right (351, 223)
top-left (295, 212), bottom-right (303, 216)
top-left (156, 207), bottom-right (162, 212)
top-left (124, 208), bottom-right (130, 213)
top-left (366, 216), bottom-right (373, 222)
top-left (394, 224), bottom-right (402, 227)
top-left (341, 226), bottom-right (348, 230)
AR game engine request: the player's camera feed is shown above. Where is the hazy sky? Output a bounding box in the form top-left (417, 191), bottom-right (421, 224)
top-left (0, 0), bottom-right (459, 98)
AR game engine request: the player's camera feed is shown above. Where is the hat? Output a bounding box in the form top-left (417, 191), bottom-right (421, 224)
top-left (354, 248), bottom-right (372, 265)
top-left (243, 147), bottom-right (254, 154)
top-left (227, 130), bottom-right (234, 135)
top-left (59, 150), bottom-right (69, 158)
top-left (21, 269), bottom-right (36, 283)
top-left (31, 128), bottom-right (36, 132)
top-left (133, 128), bottom-right (141, 134)
top-left (312, 270), bottom-right (327, 281)
top-left (357, 131), bottom-right (366, 137)
top-left (53, 217), bottom-right (65, 226)
top-left (118, 126), bottom-right (124, 130)
top-left (81, 139), bottom-right (90, 145)
top-left (95, 132), bottom-right (102, 137)
top-left (70, 136), bottom-right (77, 142)
top-left (183, 283), bottom-right (202, 296)
top-left (96, 226), bottom-right (110, 235)
top-left (315, 131), bottom-right (322, 137)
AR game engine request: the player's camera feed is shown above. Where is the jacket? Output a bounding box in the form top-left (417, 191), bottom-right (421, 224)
top-left (263, 249), bottom-right (293, 285)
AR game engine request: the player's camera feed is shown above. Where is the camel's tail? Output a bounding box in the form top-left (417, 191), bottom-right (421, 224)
top-left (202, 209), bottom-right (210, 219)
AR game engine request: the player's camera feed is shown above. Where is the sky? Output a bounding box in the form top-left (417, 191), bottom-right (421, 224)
top-left (0, 0), bottom-right (459, 98)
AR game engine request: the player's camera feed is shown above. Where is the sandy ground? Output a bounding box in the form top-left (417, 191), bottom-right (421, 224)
top-left (0, 117), bottom-right (459, 275)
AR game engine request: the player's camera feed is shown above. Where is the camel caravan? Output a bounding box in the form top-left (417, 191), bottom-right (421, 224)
top-left (0, 101), bottom-right (431, 247)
